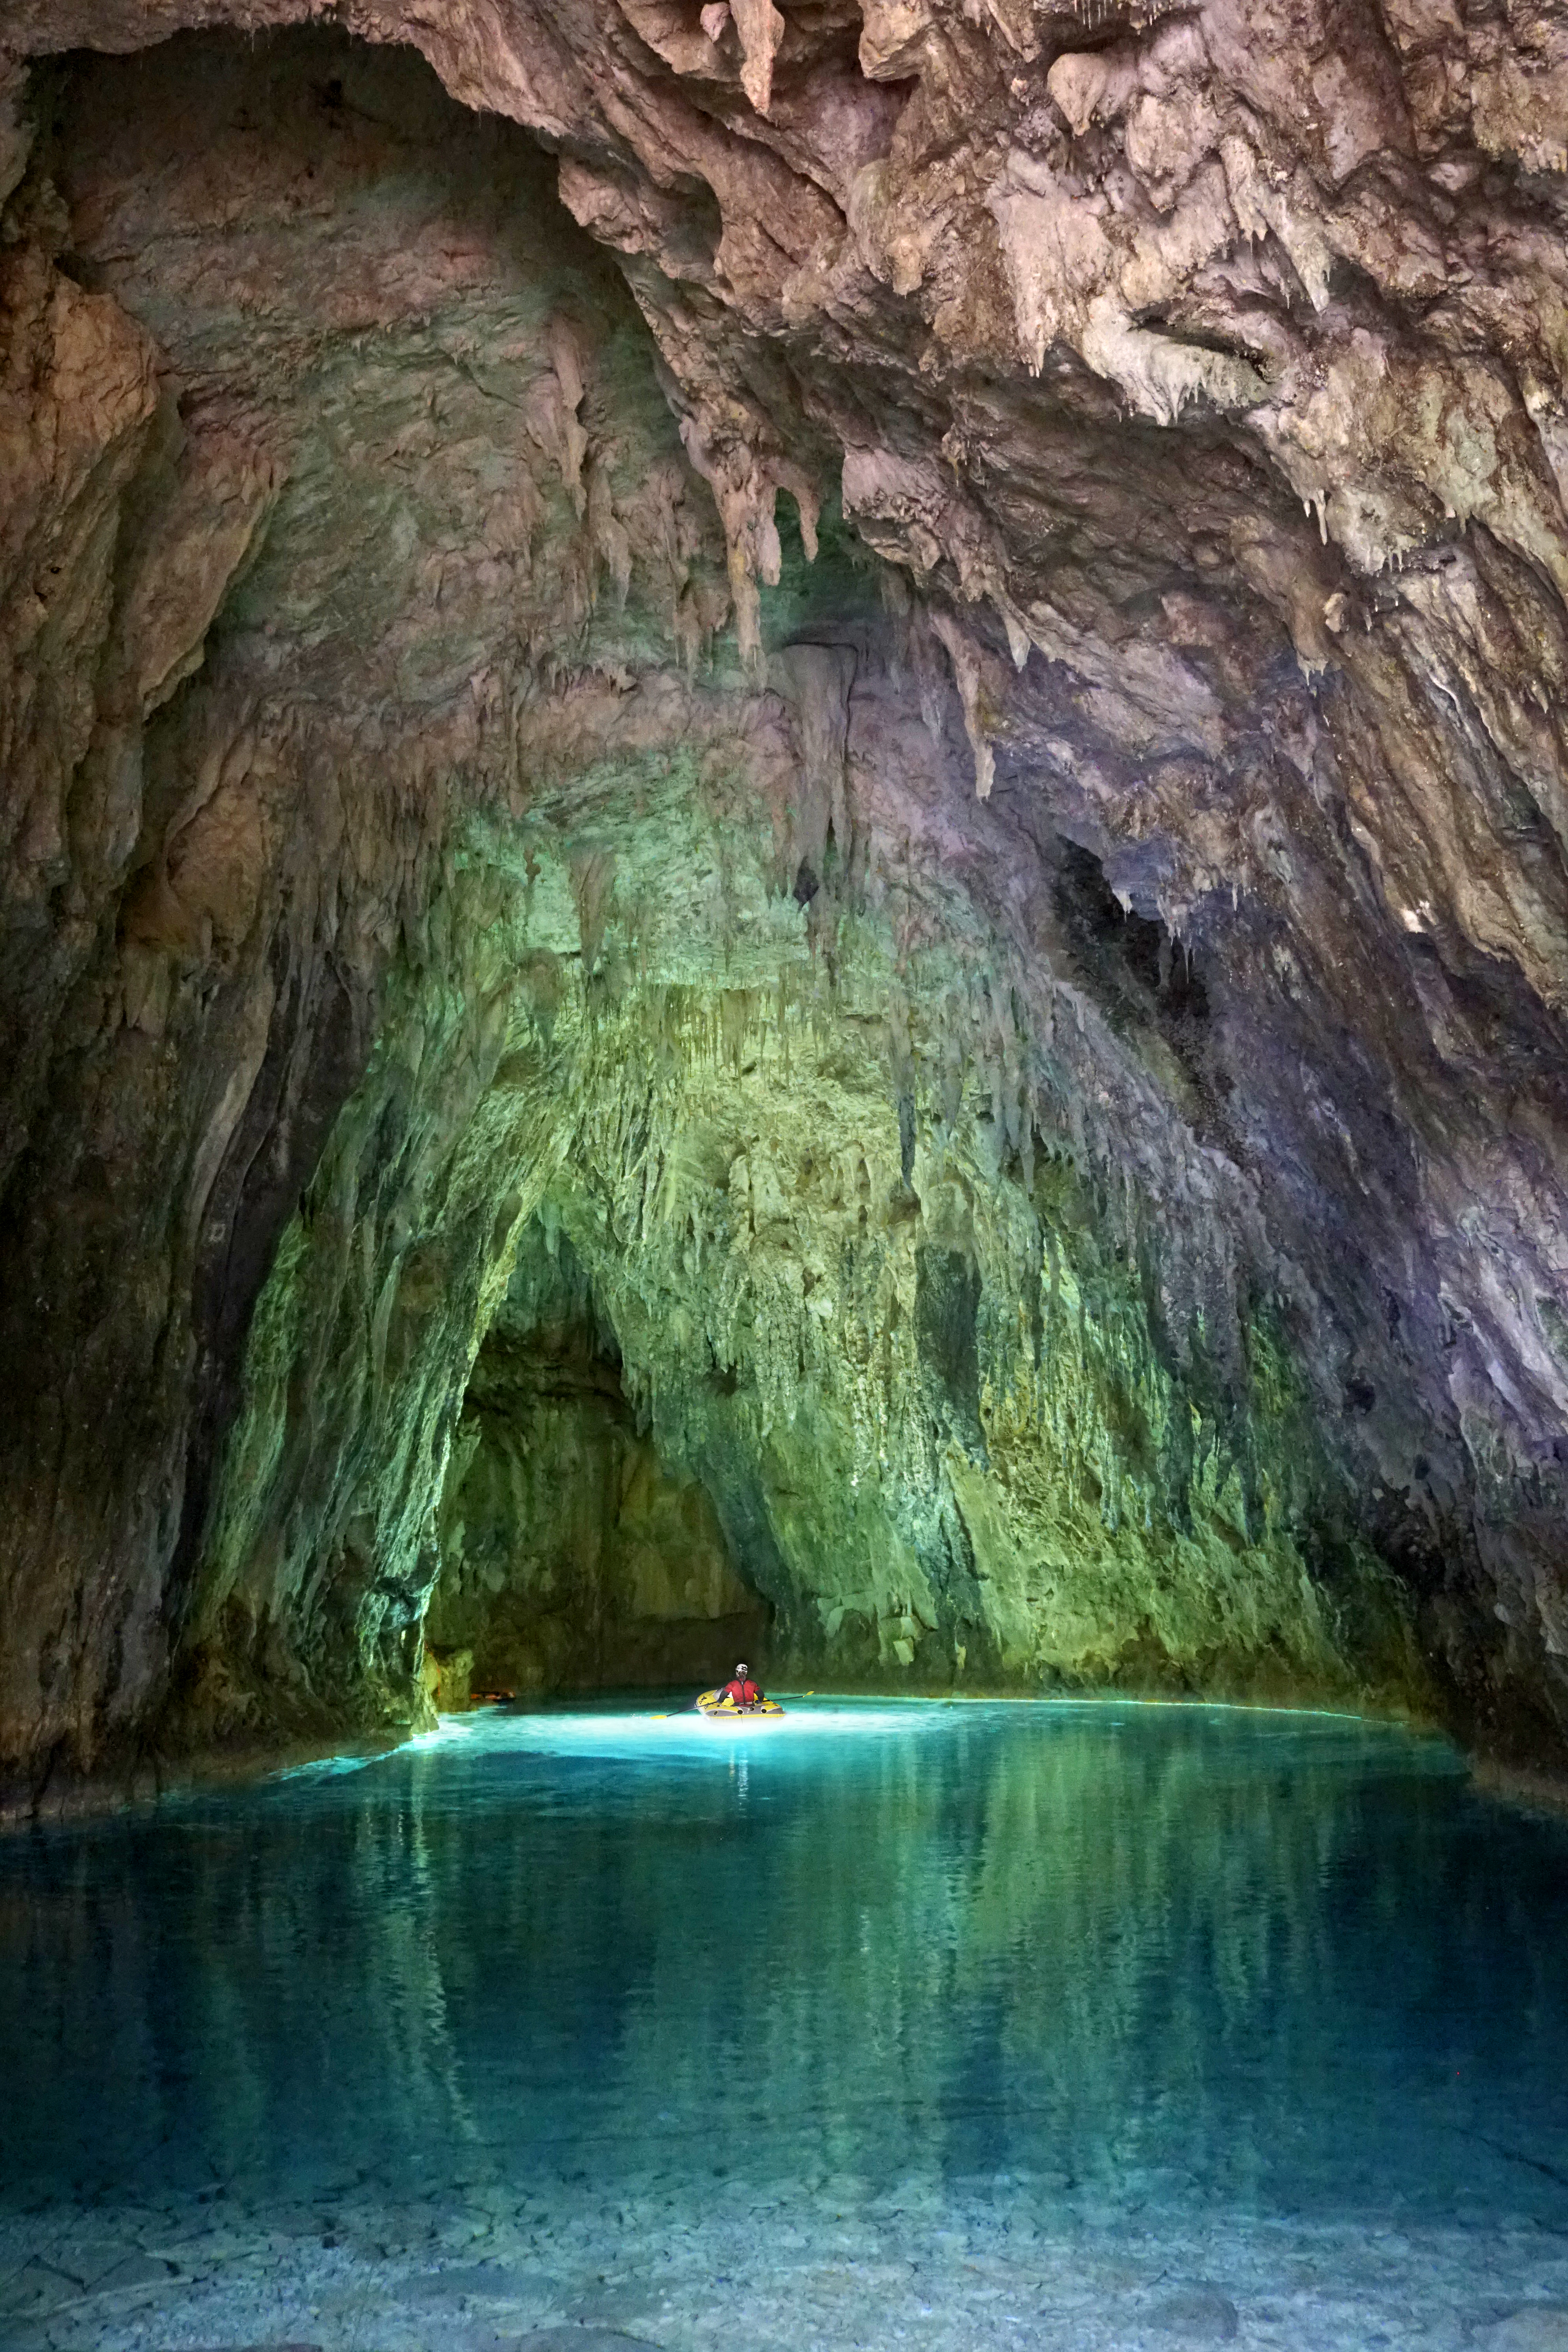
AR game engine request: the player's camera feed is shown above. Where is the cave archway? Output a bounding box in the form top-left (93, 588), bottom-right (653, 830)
top-left (425, 1212), bottom-right (768, 1702)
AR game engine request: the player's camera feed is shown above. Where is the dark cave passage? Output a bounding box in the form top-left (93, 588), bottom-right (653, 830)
top-left (425, 1216), bottom-right (768, 1702)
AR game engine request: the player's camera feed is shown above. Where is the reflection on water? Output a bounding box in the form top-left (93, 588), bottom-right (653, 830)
top-left (2, 1700), bottom-right (1566, 2234)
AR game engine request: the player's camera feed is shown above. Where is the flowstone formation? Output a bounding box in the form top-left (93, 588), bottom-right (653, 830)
top-left (2, 0), bottom-right (1568, 1797)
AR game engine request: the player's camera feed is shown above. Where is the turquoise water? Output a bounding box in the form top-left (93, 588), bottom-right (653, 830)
top-left (3, 1699), bottom-right (1568, 2347)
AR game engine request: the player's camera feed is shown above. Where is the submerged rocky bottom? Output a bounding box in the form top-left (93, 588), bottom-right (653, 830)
top-left (5, 2167), bottom-right (1568, 2351)
top-left (2, 1701), bottom-right (1567, 2351)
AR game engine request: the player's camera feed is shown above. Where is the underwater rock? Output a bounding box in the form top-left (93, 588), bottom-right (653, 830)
top-left (1485, 2316), bottom-right (1568, 2352)
top-left (517, 2334), bottom-right (663, 2351)
top-left (1147, 2284), bottom-right (1242, 2340)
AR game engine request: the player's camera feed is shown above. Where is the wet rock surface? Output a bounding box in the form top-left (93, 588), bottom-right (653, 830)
top-left (4, 2179), bottom-right (1568, 2352)
top-left (1, 0), bottom-right (1568, 1782)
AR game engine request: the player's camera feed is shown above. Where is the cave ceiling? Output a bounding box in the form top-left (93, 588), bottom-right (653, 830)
top-left (3, 0), bottom-right (1568, 1796)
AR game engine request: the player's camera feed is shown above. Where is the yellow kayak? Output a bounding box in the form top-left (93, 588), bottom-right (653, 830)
top-left (696, 1688), bottom-right (786, 1719)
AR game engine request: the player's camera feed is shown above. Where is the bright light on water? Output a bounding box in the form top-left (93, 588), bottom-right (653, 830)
top-left (3, 1696), bottom-right (1566, 2349)
top-left (423, 1694), bottom-right (955, 1757)
top-left (277, 1693), bottom-right (1384, 1776)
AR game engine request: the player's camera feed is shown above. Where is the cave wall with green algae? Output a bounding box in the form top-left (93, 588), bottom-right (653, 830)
top-left (524, 979), bottom-right (1414, 1708)
top-left (174, 705), bottom-right (1429, 1748)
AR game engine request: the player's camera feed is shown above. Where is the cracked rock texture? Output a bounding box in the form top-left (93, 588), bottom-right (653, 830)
top-left (2, 0), bottom-right (1568, 1791)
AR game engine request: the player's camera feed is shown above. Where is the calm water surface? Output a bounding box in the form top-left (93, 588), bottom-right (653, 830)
top-left (3, 1700), bottom-right (1567, 2235)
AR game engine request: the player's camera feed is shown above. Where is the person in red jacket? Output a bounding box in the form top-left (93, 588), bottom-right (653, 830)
top-left (716, 1662), bottom-right (763, 1710)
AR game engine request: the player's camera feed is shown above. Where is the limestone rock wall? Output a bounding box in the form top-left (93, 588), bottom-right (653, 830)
top-left (181, 711), bottom-right (1424, 1739)
top-left (0, 32), bottom-right (742, 1781)
top-left (0, 1), bottom-right (1566, 1791)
